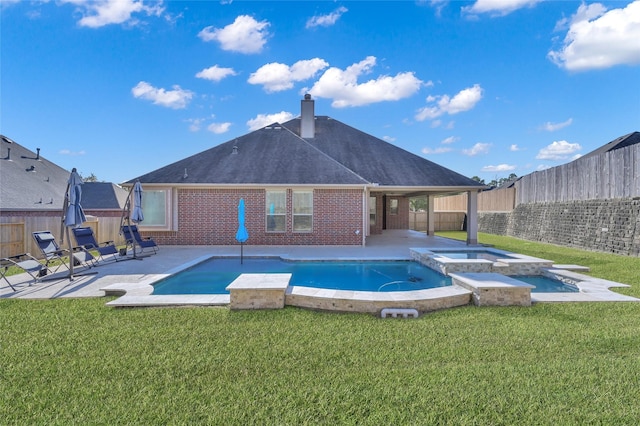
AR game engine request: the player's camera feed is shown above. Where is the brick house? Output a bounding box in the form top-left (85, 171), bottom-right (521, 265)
top-left (125, 96), bottom-right (485, 246)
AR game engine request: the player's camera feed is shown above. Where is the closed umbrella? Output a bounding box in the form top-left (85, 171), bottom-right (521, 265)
top-left (63, 168), bottom-right (86, 280)
top-left (131, 181), bottom-right (144, 223)
top-left (235, 199), bottom-right (249, 264)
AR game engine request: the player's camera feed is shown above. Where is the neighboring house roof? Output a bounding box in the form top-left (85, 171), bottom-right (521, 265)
top-left (82, 182), bottom-right (129, 210)
top-left (0, 135), bottom-right (70, 211)
top-left (0, 135), bottom-right (128, 211)
top-left (580, 131), bottom-right (640, 160)
top-left (129, 116), bottom-right (482, 189)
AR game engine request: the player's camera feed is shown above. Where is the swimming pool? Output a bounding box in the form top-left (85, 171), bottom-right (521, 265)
top-left (513, 275), bottom-right (580, 293)
top-left (152, 257), bottom-right (452, 295)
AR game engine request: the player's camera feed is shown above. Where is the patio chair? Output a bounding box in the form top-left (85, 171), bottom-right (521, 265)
top-left (72, 227), bottom-right (119, 264)
top-left (1, 253), bottom-right (49, 291)
top-left (32, 231), bottom-right (95, 270)
top-left (120, 225), bottom-right (159, 254)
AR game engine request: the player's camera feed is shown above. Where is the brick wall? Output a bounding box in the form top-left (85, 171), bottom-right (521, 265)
top-left (478, 198), bottom-right (640, 257)
top-left (146, 188), bottom-right (364, 246)
top-left (385, 196), bottom-right (409, 229)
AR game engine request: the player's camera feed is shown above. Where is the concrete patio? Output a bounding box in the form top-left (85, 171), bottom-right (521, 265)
top-left (2, 230), bottom-right (637, 306)
top-left (1, 230), bottom-right (460, 300)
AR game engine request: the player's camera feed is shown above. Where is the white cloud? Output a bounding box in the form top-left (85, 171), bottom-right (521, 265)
top-left (247, 111), bottom-right (295, 131)
top-left (186, 118), bottom-right (204, 132)
top-left (422, 147), bottom-right (453, 155)
top-left (207, 122), bottom-right (232, 134)
top-left (541, 118), bottom-right (573, 132)
top-left (481, 164), bottom-right (516, 172)
top-left (509, 144), bottom-right (521, 151)
top-left (462, 0), bottom-right (543, 17)
top-left (536, 140), bottom-right (582, 160)
top-left (462, 142), bottom-right (491, 156)
top-left (198, 15), bottom-right (269, 54)
top-left (441, 136), bottom-right (459, 144)
top-left (59, 149), bottom-right (86, 156)
top-left (383, 136), bottom-right (396, 142)
top-left (549, 1), bottom-right (640, 71)
top-left (60, 0), bottom-right (164, 28)
top-left (537, 164), bottom-right (551, 171)
top-left (131, 81), bottom-right (193, 109)
top-left (248, 58), bottom-right (329, 93)
top-left (307, 56), bottom-right (423, 108)
top-left (306, 6), bottom-right (348, 28)
top-left (415, 84), bottom-right (483, 121)
top-left (195, 65), bottom-right (237, 82)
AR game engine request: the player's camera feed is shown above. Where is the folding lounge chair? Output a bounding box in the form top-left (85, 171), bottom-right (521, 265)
top-left (32, 231), bottom-right (95, 270)
top-left (72, 227), bottom-right (119, 264)
top-left (121, 225), bottom-right (158, 254)
top-left (1, 253), bottom-right (49, 291)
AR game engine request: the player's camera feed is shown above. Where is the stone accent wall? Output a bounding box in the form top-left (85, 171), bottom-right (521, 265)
top-left (478, 198), bottom-right (640, 256)
top-left (148, 188), bottom-right (363, 246)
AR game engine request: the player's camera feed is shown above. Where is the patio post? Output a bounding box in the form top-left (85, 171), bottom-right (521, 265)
top-left (427, 194), bottom-right (435, 236)
top-left (466, 190), bottom-right (479, 245)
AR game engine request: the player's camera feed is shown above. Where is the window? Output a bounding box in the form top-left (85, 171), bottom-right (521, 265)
top-left (266, 190), bottom-right (286, 232)
top-left (369, 196), bottom-right (376, 226)
top-left (293, 191), bottom-right (313, 232)
top-left (140, 190), bottom-right (169, 227)
top-left (389, 198), bottom-right (399, 215)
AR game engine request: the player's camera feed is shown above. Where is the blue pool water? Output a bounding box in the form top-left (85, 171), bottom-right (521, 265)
top-left (433, 250), bottom-right (515, 262)
top-left (513, 275), bottom-right (580, 293)
top-left (152, 258), bottom-right (452, 295)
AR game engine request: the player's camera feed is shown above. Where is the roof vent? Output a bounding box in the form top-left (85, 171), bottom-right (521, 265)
top-left (3, 147), bottom-right (10, 161)
top-left (232, 146), bottom-right (238, 154)
top-left (26, 165), bottom-right (35, 172)
top-left (183, 168), bottom-right (188, 179)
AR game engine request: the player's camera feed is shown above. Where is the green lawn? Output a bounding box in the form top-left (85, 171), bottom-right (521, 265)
top-left (2, 235), bottom-right (640, 424)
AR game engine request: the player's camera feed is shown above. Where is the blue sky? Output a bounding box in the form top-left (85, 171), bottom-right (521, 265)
top-left (2, 0), bottom-right (639, 184)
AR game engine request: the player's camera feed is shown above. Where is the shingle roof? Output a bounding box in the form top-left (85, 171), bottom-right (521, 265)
top-left (284, 117), bottom-right (480, 187)
top-left (82, 182), bottom-right (129, 210)
top-left (0, 135), bottom-right (128, 211)
top-left (130, 124), bottom-right (369, 185)
top-left (129, 116), bottom-right (482, 188)
top-left (580, 131), bottom-right (640, 159)
top-left (0, 135), bottom-right (70, 211)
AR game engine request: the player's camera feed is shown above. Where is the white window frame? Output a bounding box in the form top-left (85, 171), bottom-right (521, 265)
top-left (266, 190), bottom-right (287, 232)
top-left (137, 188), bottom-right (173, 231)
top-left (292, 190), bottom-right (313, 233)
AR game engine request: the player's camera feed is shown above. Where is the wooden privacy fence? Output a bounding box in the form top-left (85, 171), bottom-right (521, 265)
top-left (0, 216), bottom-right (126, 259)
top-left (432, 187), bottom-right (516, 212)
top-left (516, 144), bottom-right (639, 204)
top-left (0, 223), bottom-right (25, 258)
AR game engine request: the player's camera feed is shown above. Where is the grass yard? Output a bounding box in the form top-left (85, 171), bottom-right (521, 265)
top-left (2, 234), bottom-right (640, 424)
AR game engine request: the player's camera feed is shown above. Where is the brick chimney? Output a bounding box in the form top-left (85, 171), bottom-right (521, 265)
top-left (300, 94), bottom-right (315, 138)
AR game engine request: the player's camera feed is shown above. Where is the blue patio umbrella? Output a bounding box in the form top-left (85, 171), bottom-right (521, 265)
top-left (131, 181), bottom-right (144, 223)
top-left (235, 199), bottom-right (249, 263)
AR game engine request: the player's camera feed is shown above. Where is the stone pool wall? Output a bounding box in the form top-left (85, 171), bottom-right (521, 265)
top-left (478, 198), bottom-right (640, 257)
